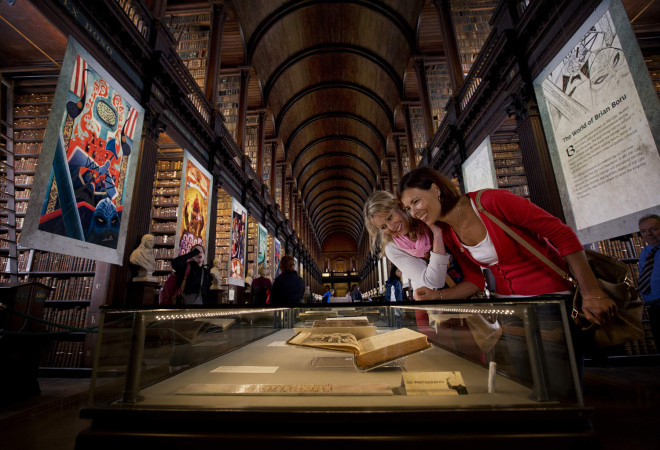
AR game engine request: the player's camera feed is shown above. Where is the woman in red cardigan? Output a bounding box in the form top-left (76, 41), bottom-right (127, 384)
top-left (398, 167), bottom-right (616, 326)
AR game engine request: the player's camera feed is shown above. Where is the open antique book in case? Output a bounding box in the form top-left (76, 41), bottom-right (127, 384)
top-left (79, 298), bottom-right (594, 448)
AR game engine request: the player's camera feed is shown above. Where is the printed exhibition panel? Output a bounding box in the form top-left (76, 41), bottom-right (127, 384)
top-left (22, 37), bottom-right (144, 265)
top-left (462, 136), bottom-right (498, 192)
top-left (175, 151), bottom-right (212, 261)
top-left (273, 237), bottom-right (281, 279)
top-left (228, 198), bottom-right (247, 286)
top-left (257, 223), bottom-right (268, 275)
top-left (533, 0), bottom-right (660, 243)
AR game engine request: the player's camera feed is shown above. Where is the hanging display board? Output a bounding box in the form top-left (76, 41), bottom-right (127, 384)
top-left (462, 136), bottom-right (497, 192)
top-left (257, 223), bottom-right (268, 275)
top-left (533, 0), bottom-right (660, 243)
top-left (273, 237), bottom-right (281, 279)
top-left (228, 198), bottom-right (247, 286)
top-left (22, 37), bottom-right (144, 265)
top-left (175, 151), bottom-right (212, 260)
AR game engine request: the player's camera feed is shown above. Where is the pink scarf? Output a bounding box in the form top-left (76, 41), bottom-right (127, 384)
top-left (391, 224), bottom-right (432, 258)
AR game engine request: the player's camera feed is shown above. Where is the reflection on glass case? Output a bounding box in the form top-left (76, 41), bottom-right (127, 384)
top-left (77, 299), bottom-right (596, 449)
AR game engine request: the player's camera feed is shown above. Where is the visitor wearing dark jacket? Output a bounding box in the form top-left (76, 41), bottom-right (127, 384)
top-left (270, 255), bottom-right (305, 306)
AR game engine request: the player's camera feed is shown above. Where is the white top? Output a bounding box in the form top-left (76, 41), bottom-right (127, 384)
top-left (462, 199), bottom-right (499, 266)
top-left (385, 243), bottom-right (450, 291)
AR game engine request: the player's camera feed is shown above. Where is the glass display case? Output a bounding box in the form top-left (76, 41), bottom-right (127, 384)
top-left (76, 298), bottom-right (597, 449)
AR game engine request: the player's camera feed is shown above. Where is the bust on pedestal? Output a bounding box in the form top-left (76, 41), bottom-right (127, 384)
top-left (210, 257), bottom-right (223, 290)
top-left (129, 234), bottom-right (158, 282)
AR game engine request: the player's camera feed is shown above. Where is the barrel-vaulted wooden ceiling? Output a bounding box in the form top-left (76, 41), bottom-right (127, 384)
top-left (1, 0), bottom-right (657, 252)
top-left (225, 0), bottom-right (429, 246)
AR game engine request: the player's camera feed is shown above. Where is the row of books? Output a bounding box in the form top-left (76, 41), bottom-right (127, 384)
top-left (153, 196), bottom-right (179, 206)
top-left (152, 206), bottom-right (178, 218)
top-left (14, 117), bottom-right (49, 127)
top-left (151, 221), bottom-right (177, 232)
top-left (15, 158), bottom-right (39, 171)
top-left (154, 180), bottom-right (180, 188)
top-left (154, 247), bottom-right (175, 259)
top-left (495, 166), bottom-right (525, 176)
top-left (15, 93), bottom-right (54, 103)
top-left (31, 251), bottom-right (96, 272)
top-left (14, 174), bottom-right (34, 185)
top-left (594, 233), bottom-right (645, 260)
top-left (155, 260), bottom-right (172, 271)
top-left (154, 234), bottom-right (176, 245)
top-left (32, 275), bottom-right (94, 301)
top-left (167, 13), bottom-right (210, 25)
top-left (14, 104), bottom-right (51, 116)
top-left (15, 129), bottom-right (46, 140)
top-left (15, 202), bottom-right (28, 213)
top-left (43, 306), bottom-right (89, 331)
top-left (156, 160), bottom-right (183, 170)
top-left (41, 341), bottom-right (85, 368)
top-left (154, 187), bottom-right (179, 196)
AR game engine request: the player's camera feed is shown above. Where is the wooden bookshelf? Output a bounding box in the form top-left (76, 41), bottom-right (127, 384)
top-left (166, 12), bottom-right (211, 91)
top-left (151, 157), bottom-right (183, 290)
top-left (214, 188), bottom-right (232, 302)
top-left (491, 141), bottom-right (529, 198)
top-left (218, 74), bottom-right (240, 141)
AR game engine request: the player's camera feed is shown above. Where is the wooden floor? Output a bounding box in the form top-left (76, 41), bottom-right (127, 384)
top-left (0, 363), bottom-right (658, 450)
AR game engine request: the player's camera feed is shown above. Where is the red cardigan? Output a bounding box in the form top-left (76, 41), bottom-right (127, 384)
top-left (442, 189), bottom-right (583, 296)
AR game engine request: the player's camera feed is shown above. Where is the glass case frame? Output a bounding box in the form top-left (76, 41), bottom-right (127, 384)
top-left (76, 298), bottom-right (597, 449)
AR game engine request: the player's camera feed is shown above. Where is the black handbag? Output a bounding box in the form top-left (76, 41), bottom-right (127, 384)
top-left (475, 190), bottom-right (643, 347)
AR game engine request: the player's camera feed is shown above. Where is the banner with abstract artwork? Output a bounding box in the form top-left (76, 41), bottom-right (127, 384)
top-left (175, 151), bottom-right (212, 260)
top-left (273, 237), bottom-right (282, 279)
top-left (533, 0), bottom-right (660, 242)
top-left (22, 38), bottom-right (144, 265)
top-left (257, 223), bottom-right (267, 275)
top-left (228, 198), bottom-right (247, 286)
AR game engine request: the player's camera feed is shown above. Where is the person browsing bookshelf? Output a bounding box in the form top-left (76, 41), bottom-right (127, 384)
top-left (363, 190), bottom-right (479, 298)
top-left (638, 214), bottom-right (660, 342)
top-left (398, 167), bottom-right (616, 326)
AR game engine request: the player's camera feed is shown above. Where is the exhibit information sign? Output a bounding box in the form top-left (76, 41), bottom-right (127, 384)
top-left (462, 136), bottom-right (498, 192)
top-left (533, 0), bottom-right (660, 242)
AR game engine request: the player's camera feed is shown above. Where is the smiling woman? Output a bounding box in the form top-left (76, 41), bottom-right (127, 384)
top-left (398, 167), bottom-right (617, 326)
top-left (363, 190), bottom-right (477, 297)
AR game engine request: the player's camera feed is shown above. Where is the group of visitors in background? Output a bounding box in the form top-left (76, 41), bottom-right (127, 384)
top-left (159, 166), bottom-right (659, 343)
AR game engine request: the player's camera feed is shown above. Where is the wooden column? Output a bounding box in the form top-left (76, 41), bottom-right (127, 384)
top-left (392, 134), bottom-right (404, 181)
top-left (506, 93), bottom-right (565, 220)
top-left (401, 104), bottom-right (418, 170)
top-left (204, 5), bottom-right (226, 104)
top-left (280, 164), bottom-right (287, 211)
top-left (269, 141), bottom-right (278, 194)
top-left (256, 111), bottom-right (266, 179)
top-left (387, 159), bottom-right (394, 193)
top-left (236, 67), bottom-right (251, 151)
top-left (433, 0), bottom-right (464, 91)
top-left (413, 56), bottom-right (435, 144)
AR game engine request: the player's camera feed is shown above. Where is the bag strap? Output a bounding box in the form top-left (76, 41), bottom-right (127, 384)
top-left (445, 274), bottom-right (456, 288)
top-left (474, 190), bottom-right (575, 286)
top-left (180, 263), bottom-right (191, 293)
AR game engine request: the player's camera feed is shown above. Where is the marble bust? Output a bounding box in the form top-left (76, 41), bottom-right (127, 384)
top-left (129, 234), bottom-right (157, 282)
top-left (210, 257), bottom-right (223, 290)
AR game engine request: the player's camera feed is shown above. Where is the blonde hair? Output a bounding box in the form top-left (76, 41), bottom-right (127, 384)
top-left (363, 190), bottom-right (423, 257)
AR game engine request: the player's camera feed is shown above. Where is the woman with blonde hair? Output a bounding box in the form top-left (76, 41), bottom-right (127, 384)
top-left (363, 190), bottom-right (479, 296)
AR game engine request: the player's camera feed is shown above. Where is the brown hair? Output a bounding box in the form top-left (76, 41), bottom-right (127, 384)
top-left (398, 167), bottom-right (461, 216)
top-left (280, 255), bottom-right (295, 271)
